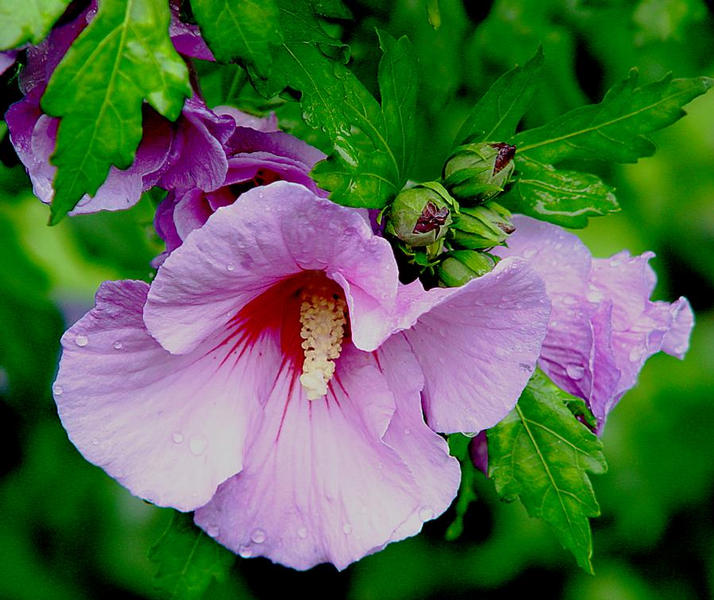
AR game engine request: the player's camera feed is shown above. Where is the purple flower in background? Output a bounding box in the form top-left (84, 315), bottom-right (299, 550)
top-left (4, 3), bottom-right (302, 219)
top-left (494, 215), bottom-right (694, 431)
top-left (153, 106), bottom-right (326, 264)
top-left (53, 182), bottom-right (549, 569)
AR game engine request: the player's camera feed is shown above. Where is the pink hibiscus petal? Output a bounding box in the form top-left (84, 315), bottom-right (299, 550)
top-left (194, 343), bottom-right (459, 570)
top-left (398, 258), bottom-right (551, 434)
top-left (590, 251), bottom-right (694, 400)
top-left (497, 215), bottom-right (694, 430)
top-left (54, 280), bottom-right (277, 512)
top-left (144, 182), bottom-right (398, 355)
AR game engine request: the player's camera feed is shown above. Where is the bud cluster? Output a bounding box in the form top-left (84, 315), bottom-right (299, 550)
top-left (384, 139), bottom-right (518, 288)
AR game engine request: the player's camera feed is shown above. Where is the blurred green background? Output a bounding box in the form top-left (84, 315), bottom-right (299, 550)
top-left (1, 0), bottom-right (713, 598)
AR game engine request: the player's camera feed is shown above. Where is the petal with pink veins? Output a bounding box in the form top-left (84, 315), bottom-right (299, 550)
top-left (397, 258), bottom-right (551, 434)
top-left (194, 342), bottom-right (459, 570)
top-left (54, 280), bottom-right (279, 512)
top-left (144, 182), bottom-right (398, 355)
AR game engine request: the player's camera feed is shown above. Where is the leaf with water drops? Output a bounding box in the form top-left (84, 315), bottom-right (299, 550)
top-left (191, 0), bottom-right (282, 72)
top-left (499, 70), bottom-right (712, 228)
top-left (310, 31), bottom-right (419, 208)
top-left (499, 156), bottom-right (619, 228)
top-left (487, 369), bottom-right (607, 573)
top-left (512, 71), bottom-right (713, 164)
top-left (150, 512), bottom-right (234, 600)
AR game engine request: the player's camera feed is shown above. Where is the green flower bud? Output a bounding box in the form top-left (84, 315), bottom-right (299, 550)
top-left (443, 142), bottom-right (516, 202)
top-left (386, 181), bottom-right (454, 247)
top-left (438, 250), bottom-right (497, 287)
top-left (450, 201), bottom-right (515, 249)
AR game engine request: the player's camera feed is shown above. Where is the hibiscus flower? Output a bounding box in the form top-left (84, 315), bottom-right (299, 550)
top-left (53, 182), bottom-right (550, 569)
top-left (494, 215), bottom-right (693, 431)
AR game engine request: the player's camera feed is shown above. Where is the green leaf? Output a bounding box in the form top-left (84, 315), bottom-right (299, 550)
top-left (310, 33), bottom-right (418, 208)
top-left (513, 71), bottom-right (713, 164)
top-left (455, 48), bottom-right (544, 145)
top-left (41, 0), bottom-right (191, 224)
top-left (378, 30), bottom-right (418, 182)
top-left (309, 0), bottom-right (352, 19)
top-left (500, 156), bottom-right (620, 228)
top-left (0, 0), bottom-right (70, 50)
top-left (150, 512), bottom-right (235, 600)
top-left (195, 1), bottom-right (413, 209)
top-left (488, 370), bottom-right (607, 572)
top-left (191, 0), bottom-right (282, 72)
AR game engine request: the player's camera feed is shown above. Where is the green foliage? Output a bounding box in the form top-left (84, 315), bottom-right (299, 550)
top-left (498, 69), bottom-right (711, 227)
top-left (0, 215), bottom-right (62, 405)
top-left (191, 0), bottom-right (282, 72)
top-left (455, 49), bottom-right (544, 145)
top-left (311, 31), bottom-right (418, 208)
top-left (41, 0), bottom-right (191, 224)
top-left (488, 370), bottom-right (607, 572)
top-left (513, 71), bottom-right (713, 164)
top-left (150, 512), bottom-right (235, 600)
top-left (445, 434), bottom-right (479, 541)
top-left (500, 157), bottom-right (619, 228)
top-left (194, 0), bottom-right (416, 209)
top-left (0, 0), bottom-right (70, 50)
top-left (377, 31), bottom-right (418, 185)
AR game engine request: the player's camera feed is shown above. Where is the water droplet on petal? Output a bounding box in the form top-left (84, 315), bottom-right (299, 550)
top-left (189, 435), bottom-right (207, 455)
top-left (112, 341), bottom-right (123, 350)
top-left (342, 523), bottom-right (352, 535)
top-left (566, 364), bottom-right (585, 379)
top-left (75, 335), bottom-right (88, 347)
top-left (206, 524), bottom-right (220, 537)
top-left (172, 432), bottom-right (184, 444)
top-left (586, 288), bottom-right (604, 303)
top-left (251, 529), bottom-right (266, 543)
top-left (226, 264), bottom-right (235, 272)
top-left (629, 347), bottom-right (643, 362)
top-left (297, 527), bottom-right (308, 539)
top-left (419, 506), bottom-right (433, 521)
top-left (52, 383), bottom-right (63, 396)
top-left (238, 546), bottom-right (253, 558)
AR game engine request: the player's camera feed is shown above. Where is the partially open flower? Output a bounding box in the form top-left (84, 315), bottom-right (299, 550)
top-left (494, 216), bottom-right (694, 431)
top-left (444, 142), bottom-right (516, 202)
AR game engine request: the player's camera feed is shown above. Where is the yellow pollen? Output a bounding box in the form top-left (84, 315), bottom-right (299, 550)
top-left (298, 288), bottom-right (347, 400)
